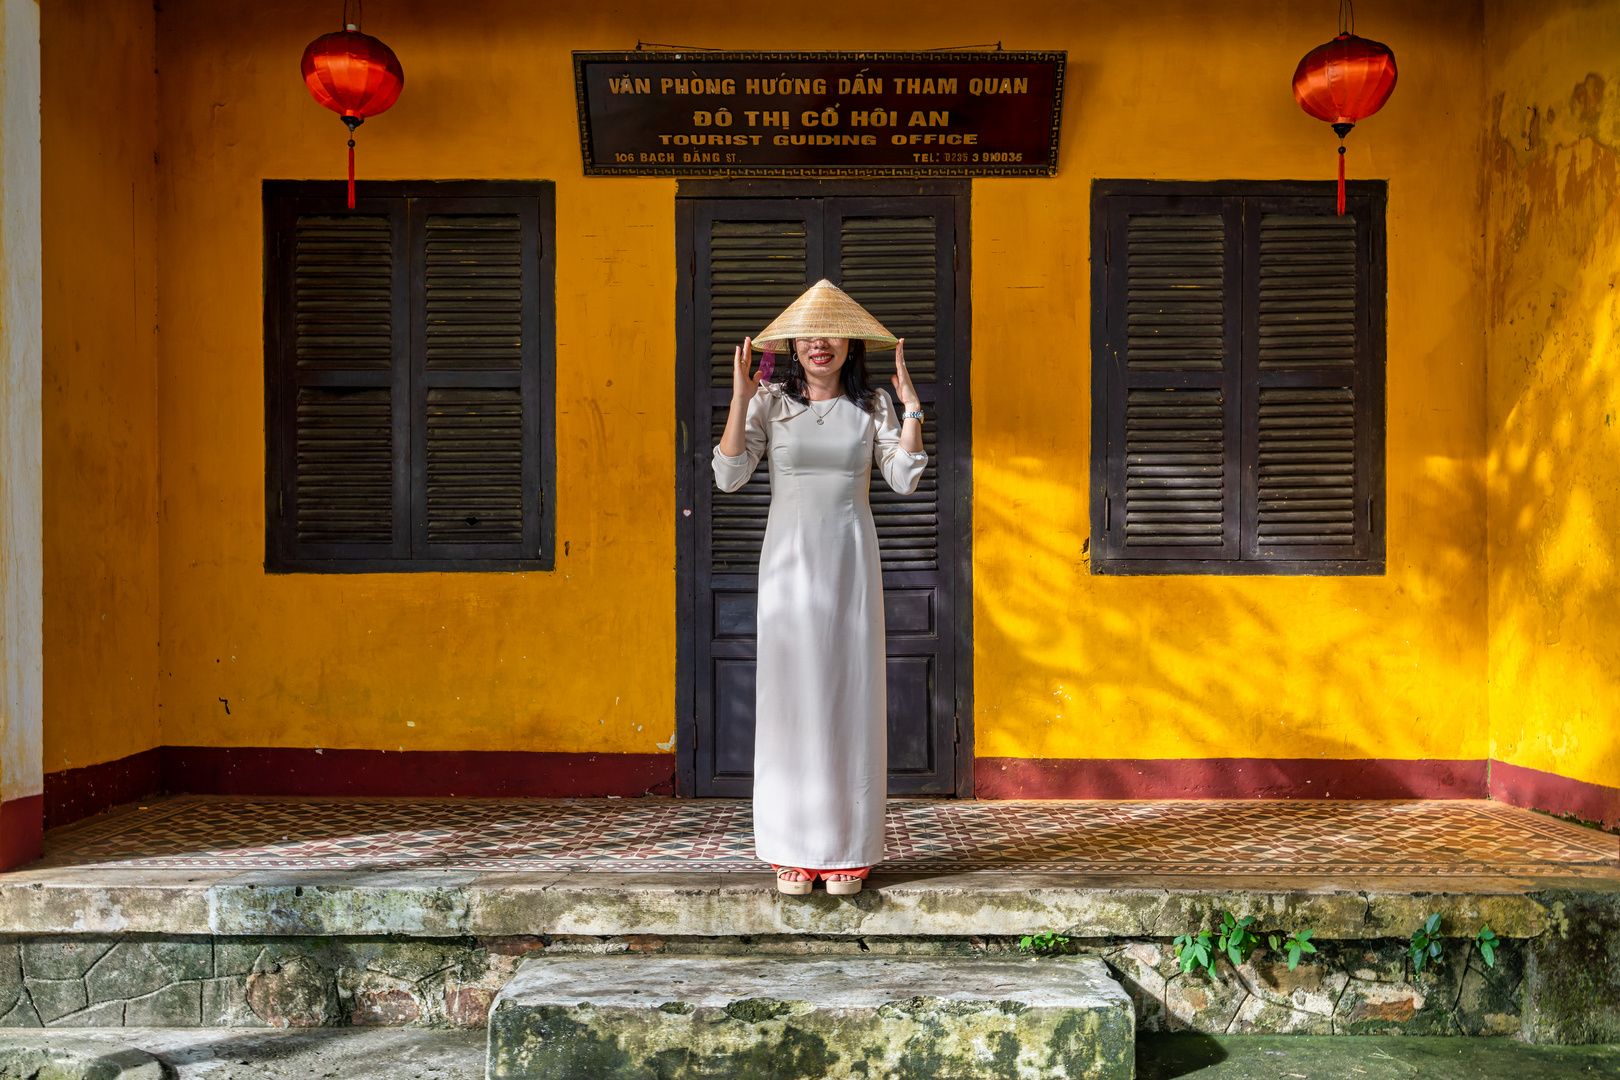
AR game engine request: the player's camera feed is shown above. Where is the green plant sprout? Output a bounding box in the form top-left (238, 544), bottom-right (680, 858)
top-left (1173, 929), bottom-right (1216, 976)
top-left (1018, 931), bottom-right (1069, 954)
top-left (1217, 912), bottom-right (1261, 968)
top-left (1409, 913), bottom-right (1443, 973)
top-left (1268, 928), bottom-right (1318, 971)
top-left (1474, 924), bottom-right (1498, 969)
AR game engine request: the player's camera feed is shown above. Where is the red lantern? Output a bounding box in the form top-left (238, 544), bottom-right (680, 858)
top-left (1292, 2), bottom-right (1396, 214)
top-left (301, 5), bottom-right (404, 208)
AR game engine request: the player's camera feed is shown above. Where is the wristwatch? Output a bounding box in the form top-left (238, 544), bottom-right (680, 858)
top-left (903, 409), bottom-right (924, 421)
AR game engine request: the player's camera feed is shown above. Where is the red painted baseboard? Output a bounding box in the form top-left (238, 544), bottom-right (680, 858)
top-left (44, 748), bottom-right (163, 830)
top-left (0, 794), bottom-right (43, 870)
top-left (974, 757), bottom-right (1490, 800)
top-left (1490, 760), bottom-right (1620, 830)
top-left (160, 747), bottom-right (677, 799)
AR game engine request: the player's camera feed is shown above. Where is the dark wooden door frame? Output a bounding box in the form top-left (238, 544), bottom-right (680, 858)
top-left (673, 179), bottom-right (974, 799)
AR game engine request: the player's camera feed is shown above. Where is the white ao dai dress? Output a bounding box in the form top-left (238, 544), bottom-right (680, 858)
top-left (712, 385), bottom-right (928, 869)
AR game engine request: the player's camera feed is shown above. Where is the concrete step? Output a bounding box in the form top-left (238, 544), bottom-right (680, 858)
top-left (487, 954), bottom-right (1135, 1080)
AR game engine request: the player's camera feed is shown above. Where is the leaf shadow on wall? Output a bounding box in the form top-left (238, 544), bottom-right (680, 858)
top-left (1484, 70), bottom-right (1620, 793)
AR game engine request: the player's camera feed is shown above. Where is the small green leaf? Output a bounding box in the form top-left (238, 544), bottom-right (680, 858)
top-left (1269, 934), bottom-right (1281, 951)
top-left (1425, 913), bottom-right (1442, 934)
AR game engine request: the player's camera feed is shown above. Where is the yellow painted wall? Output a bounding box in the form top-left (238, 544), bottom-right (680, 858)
top-left (1485, 0), bottom-right (1620, 791)
top-left (40, 0), bottom-right (163, 774)
top-left (37, 0), bottom-right (1491, 769)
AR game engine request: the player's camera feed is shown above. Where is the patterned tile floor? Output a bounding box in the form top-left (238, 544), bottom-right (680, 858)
top-left (31, 796), bottom-right (1618, 876)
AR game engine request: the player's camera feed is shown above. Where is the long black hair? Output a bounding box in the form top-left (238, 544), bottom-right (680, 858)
top-left (776, 338), bottom-right (879, 414)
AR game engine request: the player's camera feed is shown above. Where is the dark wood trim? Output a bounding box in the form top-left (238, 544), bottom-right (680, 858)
top-left (1091, 179), bottom-right (1388, 201)
top-left (677, 179), bottom-right (972, 200)
top-left (949, 189), bottom-right (975, 800)
top-left (1088, 181), bottom-right (1110, 572)
top-left (264, 180), bottom-right (558, 200)
top-left (1088, 178), bottom-right (1388, 577)
top-left (536, 182), bottom-right (559, 570)
top-left (673, 197), bottom-right (698, 798)
top-left (1093, 557), bottom-right (1385, 576)
top-left (262, 180), bottom-right (557, 574)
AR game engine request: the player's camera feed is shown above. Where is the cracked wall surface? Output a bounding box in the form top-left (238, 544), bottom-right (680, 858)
top-left (1484, 0), bottom-right (1620, 819)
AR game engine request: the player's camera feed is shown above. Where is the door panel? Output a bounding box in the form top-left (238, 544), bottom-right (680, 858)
top-left (687, 195), bottom-right (962, 797)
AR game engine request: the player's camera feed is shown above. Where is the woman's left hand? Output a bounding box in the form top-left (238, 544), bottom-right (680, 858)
top-left (891, 339), bottom-right (921, 412)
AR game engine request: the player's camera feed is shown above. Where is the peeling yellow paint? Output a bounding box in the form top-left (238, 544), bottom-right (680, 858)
top-left (1485, 0), bottom-right (1620, 791)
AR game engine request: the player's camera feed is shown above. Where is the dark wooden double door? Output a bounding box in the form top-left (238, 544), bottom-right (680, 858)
top-left (678, 191), bottom-right (969, 797)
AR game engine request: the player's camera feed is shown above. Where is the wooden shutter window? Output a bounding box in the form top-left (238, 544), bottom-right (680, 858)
top-left (1126, 214), bottom-right (1225, 371)
top-left (1255, 387), bottom-right (1355, 546)
top-left (1124, 388), bottom-right (1226, 547)
top-left (294, 387), bottom-right (393, 545)
top-left (1091, 183), bottom-right (1384, 575)
top-left (839, 215), bottom-right (938, 381)
top-left (1257, 214), bottom-right (1356, 368)
top-left (267, 182), bottom-right (554, 573)
top-left (425, 388), bottom-right (523, 545)
top-left (1246, 205), bottom-right (1370, 559)
top-left (294, 215), bottom-right (393, 370)
top-left (424, 214), bottom-right (523, 370)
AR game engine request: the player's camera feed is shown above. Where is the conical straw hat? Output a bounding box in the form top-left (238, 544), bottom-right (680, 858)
top-left (752, 279), bottom-right (899, 352)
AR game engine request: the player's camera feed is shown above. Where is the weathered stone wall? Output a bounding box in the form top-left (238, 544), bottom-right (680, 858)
top-left (0, 932), bottom-right (1531, 1038)
top-left (0, 935), bottom-right (523, 1029)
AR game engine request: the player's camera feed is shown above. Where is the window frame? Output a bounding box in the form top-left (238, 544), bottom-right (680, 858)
top-left (1088, 179), bottom-right (1387, 577)
top-left (263, 180), bottom-right (557, 574)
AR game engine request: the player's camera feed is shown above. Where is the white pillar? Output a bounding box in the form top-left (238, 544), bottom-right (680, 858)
top-left (0, 0), bottom-right (41, 870)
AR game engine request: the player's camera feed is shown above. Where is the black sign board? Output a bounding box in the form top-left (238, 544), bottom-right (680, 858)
top-left (572, 51), bottom-right (1066, 177)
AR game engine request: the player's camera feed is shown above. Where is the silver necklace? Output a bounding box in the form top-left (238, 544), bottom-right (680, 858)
top-left (809, 397), bottom-right (839, 425)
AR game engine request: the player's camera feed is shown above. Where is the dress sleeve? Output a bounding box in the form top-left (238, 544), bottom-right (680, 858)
top-left (712, 389), bottom-right (771, 493)
top-left (873, 391), bottom-right (928, 495)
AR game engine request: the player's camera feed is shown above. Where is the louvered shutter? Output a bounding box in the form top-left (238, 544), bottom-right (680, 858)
top-left (691, 202), bottom-right (821, 795)
top-left (267, 183), bottom-right (553, 572)
top-left (828, 202), bottom-right (954, 575)
top-left (827, 198), bottom-right (957, 788)
top-left (702, 212), bottom-right (816, 576)
top-left (410, 200), bottom-right (543, 560)
top-left (1099, 197), bottom-right (1242, 562)
top-left (274, 201), bottom-right (410, 562)
top-left (1241, 196), bottom-right (1381, 562)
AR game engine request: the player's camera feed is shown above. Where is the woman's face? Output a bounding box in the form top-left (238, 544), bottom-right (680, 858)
top-left (794, 337), bottom-right (850, 378)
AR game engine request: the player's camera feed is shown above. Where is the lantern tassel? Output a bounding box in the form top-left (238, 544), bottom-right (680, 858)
top-left (348, 138), bottom-right (356, 209)
top-left (1336, 145), bottom-right (1346, 216)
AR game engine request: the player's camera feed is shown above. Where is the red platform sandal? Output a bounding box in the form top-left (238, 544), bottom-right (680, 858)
top-left (819, 866), bottom-right (871, 896)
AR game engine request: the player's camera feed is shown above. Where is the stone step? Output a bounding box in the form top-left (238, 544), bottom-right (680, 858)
top-left (487, 954), bottom-right (1135, 1080)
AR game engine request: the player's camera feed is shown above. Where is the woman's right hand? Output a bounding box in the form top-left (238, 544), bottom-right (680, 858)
top-left (733, 337), bottom-right (762, 404)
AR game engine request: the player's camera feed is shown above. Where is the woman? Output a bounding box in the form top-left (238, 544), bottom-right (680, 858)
top-left (712, 280), bottom-right (927, 896)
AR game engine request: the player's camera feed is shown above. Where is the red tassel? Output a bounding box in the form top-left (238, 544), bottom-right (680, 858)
top-left (1336, 145), bottom-right (1346, 215)
top-left (347, 140), bottom-right (356, 209)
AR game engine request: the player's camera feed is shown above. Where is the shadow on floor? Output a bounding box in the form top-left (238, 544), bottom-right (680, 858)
top-left (1136, 1034), bottom-right (1620, 1079)
top-left (1136, 1034), bottom-right (1227, 1079)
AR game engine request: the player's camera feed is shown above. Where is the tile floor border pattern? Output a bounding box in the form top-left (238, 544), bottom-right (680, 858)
top-left (25, 796), bottom-right (1616, 876)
